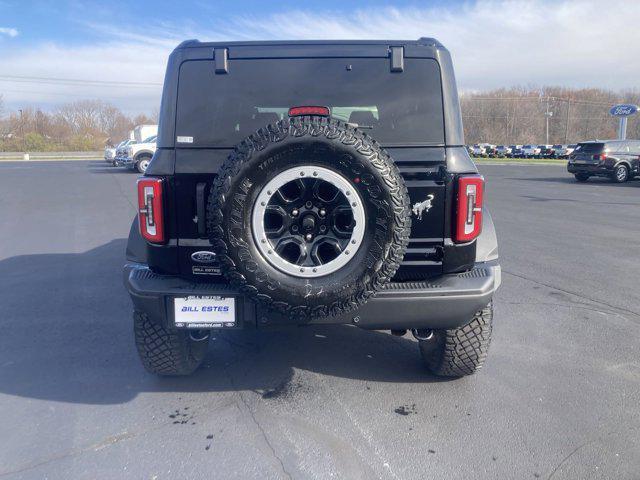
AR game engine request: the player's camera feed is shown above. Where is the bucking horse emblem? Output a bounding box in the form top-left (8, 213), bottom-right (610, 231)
top-left (411, 194), bottom-right (435, 220)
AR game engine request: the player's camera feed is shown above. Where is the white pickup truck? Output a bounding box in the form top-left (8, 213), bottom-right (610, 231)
top-left (122, 135), bottom-right (157, 173)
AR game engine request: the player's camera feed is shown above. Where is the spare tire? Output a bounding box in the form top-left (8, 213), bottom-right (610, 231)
top-left (207, 115), bottom-right (410, 319)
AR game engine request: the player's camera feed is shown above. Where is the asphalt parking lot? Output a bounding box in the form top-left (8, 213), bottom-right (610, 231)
top-left (0, 161), bottom-right (638, 480)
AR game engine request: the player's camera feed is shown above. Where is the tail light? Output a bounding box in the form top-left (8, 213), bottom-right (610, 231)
top-left (288, 106), bottom-right (330, 117)
top-left (593, 153), bottom-right (607, 162)
top-left (137, 178), bottom-right (165, 243)
top-left (455, 175), bottom-right (484, 243)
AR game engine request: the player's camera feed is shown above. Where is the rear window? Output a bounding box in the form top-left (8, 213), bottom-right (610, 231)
top-left (176, 57), bottom-right (444, 147)
top-left (553, 144), bottom-right (562, 149)
top-left (574, 143), bottom-right (604, 153)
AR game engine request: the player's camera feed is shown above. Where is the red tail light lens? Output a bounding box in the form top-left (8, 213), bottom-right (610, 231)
top-left (455, 175), bottom-right (484, 243)
top-left (288, 106), bottom-right (330, 117)
top-left (593, 153), bottom-right (607, 161)
top-left (137, 178), bottom-right (165, 243)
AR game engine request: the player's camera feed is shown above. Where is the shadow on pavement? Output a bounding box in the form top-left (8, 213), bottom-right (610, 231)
top-left (0, 239), bottom-right (447, 406)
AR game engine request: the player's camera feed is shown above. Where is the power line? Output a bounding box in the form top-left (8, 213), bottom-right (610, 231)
top-left (0, 88), bottom-right (159, 99)
top-left (0, 75), bottom-right (162, 88)
top-left (461, 95), bottom-right (615, 107)
top-left (463, 115), bottom-right (613, 120)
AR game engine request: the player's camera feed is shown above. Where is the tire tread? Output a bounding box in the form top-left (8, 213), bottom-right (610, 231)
top-left (133, 311), bottom-right (208, 376)
top-left (421, 302), bottom-right (493, 377)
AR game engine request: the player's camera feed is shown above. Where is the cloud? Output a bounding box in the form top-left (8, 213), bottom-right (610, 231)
top-left (0, 27), bottom-right (18, 37)
top-left (1, 0), bottom-right (639, 114)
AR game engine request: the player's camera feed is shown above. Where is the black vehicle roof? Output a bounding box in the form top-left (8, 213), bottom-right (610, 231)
top-left (175, 38), bottom-right (442, 49)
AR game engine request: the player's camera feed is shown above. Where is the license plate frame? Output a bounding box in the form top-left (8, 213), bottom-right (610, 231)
top-left (173, 295), bottom-right (237, 329)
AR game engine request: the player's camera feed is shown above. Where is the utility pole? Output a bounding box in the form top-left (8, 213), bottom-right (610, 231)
top-left (544, 97), bottom-right (553, 145)
top-left (564, 100), bottom-right (571, 144)
top-left (18, 109), bottom-right (24, 152)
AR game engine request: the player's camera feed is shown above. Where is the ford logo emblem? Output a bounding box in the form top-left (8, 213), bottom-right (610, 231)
top-left (191, 251), bottom-right (217, 263)
top-left (609, 104), bottom-right (638, 117)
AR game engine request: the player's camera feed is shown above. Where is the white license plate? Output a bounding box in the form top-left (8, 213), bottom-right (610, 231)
top-left (174, 296), bottom-right (236, 329)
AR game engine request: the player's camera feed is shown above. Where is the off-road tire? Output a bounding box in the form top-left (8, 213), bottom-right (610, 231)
top-left (574, 173), bottom-right (590, 182)
top-left (133, 311), bottom-right (208, 376)
top-left (419, 302), bottom-right (493, 377)
top-left (611, 164), bottom-right (629, 183)
top-left (207, 116), bottom-right (411, 319)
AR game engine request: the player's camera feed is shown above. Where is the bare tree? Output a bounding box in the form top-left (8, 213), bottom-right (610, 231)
top-left (461, 86), bottom-right (633, 145)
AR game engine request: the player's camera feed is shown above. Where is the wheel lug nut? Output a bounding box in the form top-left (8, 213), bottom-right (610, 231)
top-left (292, 209), bottom-right (299, 216)
top-left (319, 209), bottom-right (326, 216)
top-left (305, 234), bottom-right (313, 241)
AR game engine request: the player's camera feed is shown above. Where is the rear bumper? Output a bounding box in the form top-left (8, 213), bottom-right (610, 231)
top-left (123, 261), bottom-right (501, 331)
top-left (567, 162), bottom-right (612, 175)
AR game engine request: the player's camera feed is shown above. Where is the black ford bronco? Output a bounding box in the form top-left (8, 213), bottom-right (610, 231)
top-left (124, 39), bottom-right (501, 378)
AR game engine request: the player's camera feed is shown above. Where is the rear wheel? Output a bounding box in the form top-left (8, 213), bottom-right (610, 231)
top-left (612, 164), bottom-right (629, 183)
top-left (133, 311), bottom-right (209, 376)
top-left (574, 173), bottom-right (590, 182)
top-left (419, 302), bottom-right (493, 377)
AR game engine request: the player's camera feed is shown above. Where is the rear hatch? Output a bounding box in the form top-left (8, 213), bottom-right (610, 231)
top-left (571, 142), bottom-right (604, 163)
top-left (173, 52), bottom-right (447, 281)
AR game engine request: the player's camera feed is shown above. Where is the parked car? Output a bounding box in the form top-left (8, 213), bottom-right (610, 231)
top-left (122, 135), bottom-right (157, 173)
top-left (105, 140), bottom-right (129, 165)
top-left (104, 146), bottom-right (116, 164)
top-left (114, 139), bottom-right (136, 166)
top-left (510, 145), bottom-right (524, 157)
top-left (555, 144), bottom-right (577, 159)
top-left (124, 38), bottom-right (501, 378)
top-left (484, 144), bottom-right (498, 157)
top-left (471, 144), bottom-right (486, 156)
top-left (522, 144), bottom-right (541, 158)
top-left (539, 145), bottom-right (554, 157)
top-left (495, 145), bottom-right (512, 157)
top-left (567, 139), bottom-right (640, 182)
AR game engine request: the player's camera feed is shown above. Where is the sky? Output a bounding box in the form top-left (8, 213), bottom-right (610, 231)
top-left (0, 0), bottom-right (639, 114)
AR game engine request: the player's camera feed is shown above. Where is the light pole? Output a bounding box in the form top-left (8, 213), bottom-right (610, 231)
top-left (544, 99), bottom-right (553, 145)
top-left (18, 109), bottom-right (24, 153)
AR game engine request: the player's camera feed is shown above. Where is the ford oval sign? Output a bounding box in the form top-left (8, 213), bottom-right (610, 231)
top-left (191, 251), bottom-right (217, 264)
top-left (609, 104), bottom-right (638, 117)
